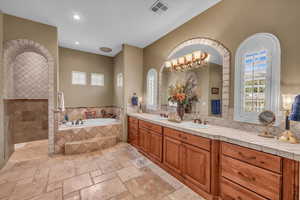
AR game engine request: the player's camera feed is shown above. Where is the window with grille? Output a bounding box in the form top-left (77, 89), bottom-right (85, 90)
top-left (234, 33), bottom-right (281, 124)
top-left (91, 73), bottom-right (104, 86)
top-left (117, 73), bottom-right (123, 87)
top-left (72, 71), bottom-right (86, 85)
top-left (243, 50), bottom-right (267, 113)
top-left (147, 68), bottom-right (158, 109)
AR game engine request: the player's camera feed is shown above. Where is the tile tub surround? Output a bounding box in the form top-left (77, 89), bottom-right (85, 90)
top-left (5, 99), bottom-right (48, 144)
top-left (0, 141), bottom-right (204, 200)
top-left (128, 113), bottom-right (300, 161)
top-left (59, 106), bottom-right (123, 121)
top-left (54, 123), bottom-right (122, 154)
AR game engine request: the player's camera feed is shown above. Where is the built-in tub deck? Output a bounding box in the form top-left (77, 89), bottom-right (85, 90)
top-left (55, 118), bottom-right (122, 154)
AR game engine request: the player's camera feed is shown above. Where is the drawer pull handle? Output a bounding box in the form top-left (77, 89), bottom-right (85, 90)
top-left (238, 152), bottom-right (256, 160)
top-left (178, 134), bottom-right (188, 140)
top-left (238, 172), bottom-right (256, 182)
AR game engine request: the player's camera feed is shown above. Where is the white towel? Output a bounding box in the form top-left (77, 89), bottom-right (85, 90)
top-left (58, 91), bottom-right (65, 112)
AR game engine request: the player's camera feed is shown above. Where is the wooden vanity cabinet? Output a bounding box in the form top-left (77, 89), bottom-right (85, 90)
top-left (127, 117), bottom-right (139, 148)
top-left (164, 127), bottom-right (212, 194)
top-left (138, 120), bottom-right (163, 162)
top-left (128, 117), bottom-right (299, 200)
top-left (163, 136), bottom-right (182, 174)
top-left (220, 142), bottom-right (299, 200)
top-left (181, 143), bottom-right (211, 192)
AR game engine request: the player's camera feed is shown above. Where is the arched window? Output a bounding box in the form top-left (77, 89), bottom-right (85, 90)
top-left (234, 33), bottom-right (281, 123)
top-left (147, 68), bottom-right (158, 109)
top-left (117, 73), bottom-right (123, 87)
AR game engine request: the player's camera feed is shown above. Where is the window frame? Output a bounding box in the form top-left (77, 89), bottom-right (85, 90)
top-left (234, 33), bottom-right (281, 124)
top-left (91, 73), bottom-right (104, 86)
top-left (72, 71), bottom-right (87, 85)
top-left (146, 68), bottom-right (158, 110)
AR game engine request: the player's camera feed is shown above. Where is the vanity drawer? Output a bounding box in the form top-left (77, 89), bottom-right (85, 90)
top-left (221, 142), bottom-right (282, 174)
top-left (221, 156), bottom-right (281, 200)
top-left (139, 120), bottom-right (162, 134)
top-left (128, 116), bottom-right (138, 125)
top-left (164, 128), bottom-right (210, 151)
top-left (220, 178), bottom-right (268, 200)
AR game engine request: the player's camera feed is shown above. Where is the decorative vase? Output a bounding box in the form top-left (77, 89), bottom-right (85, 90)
top-left (177, 104), bottom-right (185, 121)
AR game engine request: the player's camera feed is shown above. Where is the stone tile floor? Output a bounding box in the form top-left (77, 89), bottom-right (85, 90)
top-left (0, 140), bottom-right (205, 200)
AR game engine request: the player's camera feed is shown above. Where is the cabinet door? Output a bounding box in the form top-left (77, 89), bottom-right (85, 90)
top-left (144, 130), bottom-right (151, 153)
top-left (163, 136), bottom-right (182, 174)
top-left (181, 143), bottom-right (211, 193)
top-left (139, 128), bottom-right (147, 152)
top-left (128, 130), bottom-right (138, 147)
top-left (149, 131), bottom-right (163, 162)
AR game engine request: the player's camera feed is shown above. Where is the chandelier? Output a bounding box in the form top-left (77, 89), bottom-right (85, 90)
top-left (165, 51), bottom-right (209, 72)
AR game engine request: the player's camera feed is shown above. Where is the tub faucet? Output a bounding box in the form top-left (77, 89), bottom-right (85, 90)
top-left (75, 119), bottom-right (84, 125)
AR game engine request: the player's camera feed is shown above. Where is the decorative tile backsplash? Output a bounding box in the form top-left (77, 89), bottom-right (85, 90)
top-left (13, 52), bottom-right (48, 99)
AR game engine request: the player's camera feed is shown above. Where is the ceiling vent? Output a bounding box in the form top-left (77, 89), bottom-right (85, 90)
top-left (150, 0), bottom-right (168, 14)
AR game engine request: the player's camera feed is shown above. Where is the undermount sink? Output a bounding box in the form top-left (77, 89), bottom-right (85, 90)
top-left (182, 121), bottom-right (209, 129)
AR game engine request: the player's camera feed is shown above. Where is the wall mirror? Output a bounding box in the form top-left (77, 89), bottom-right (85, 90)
top-left (158, 38), bottom-right (231, 119)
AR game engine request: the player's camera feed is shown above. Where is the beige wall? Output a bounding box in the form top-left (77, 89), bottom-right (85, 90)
top-left (123, 44), bottom-right (143, 106)
top-left (3, 14), bottom-right (59, 105)
top-left (113, 51), bottom-right (124, 107)
top-left (122, 44), bottom-right (143, 141)
top-left (0, 12), bottom-right (4, 168)
top-left (59, 47), bottom-right (114, 107)
top-left (143, 0), bottom-right (300, 108)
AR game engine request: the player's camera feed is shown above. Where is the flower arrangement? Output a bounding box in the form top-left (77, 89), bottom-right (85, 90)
top-left (168, 77), bottom-right (198, 106)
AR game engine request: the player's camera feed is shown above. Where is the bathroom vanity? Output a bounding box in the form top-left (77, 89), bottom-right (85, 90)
top-left (127, 113), bottom-right (300, 200)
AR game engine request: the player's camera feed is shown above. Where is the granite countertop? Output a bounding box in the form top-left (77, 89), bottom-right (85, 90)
top-left (127, 112), bottom-right (300, 162)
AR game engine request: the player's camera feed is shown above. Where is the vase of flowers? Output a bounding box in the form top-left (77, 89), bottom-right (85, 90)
top-left (176, 103), bottom-right (185, 120)
top-left (168, 77), bottom-right (198, 121)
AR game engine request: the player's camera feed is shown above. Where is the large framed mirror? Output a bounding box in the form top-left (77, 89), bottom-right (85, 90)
top-left (158, 38), bottom-right (231, 119)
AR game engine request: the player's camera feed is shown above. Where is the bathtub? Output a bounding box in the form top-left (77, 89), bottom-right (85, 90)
top-left (55, 118), bottom-right (122, 154)
top-left (59, 118), bottom-right (121, 131)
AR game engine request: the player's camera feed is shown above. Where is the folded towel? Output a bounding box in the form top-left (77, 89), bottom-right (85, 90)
top-left (211, 100), bottom-right (221, 115)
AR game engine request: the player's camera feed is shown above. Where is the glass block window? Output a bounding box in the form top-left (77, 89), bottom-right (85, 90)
top-left (243, 50), bottom-right (267, 113)
top-left (72, 71), bottom-right (86, 85)
top-left (147, 68), bottom-right (158, 109)
top-left (117, 73), bottom-right (123, 87)
top-left (91, 73), bottom-right (104, 86)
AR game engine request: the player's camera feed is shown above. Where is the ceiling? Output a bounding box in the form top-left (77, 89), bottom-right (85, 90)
top-left (0, 0), bottom-right (221, 57)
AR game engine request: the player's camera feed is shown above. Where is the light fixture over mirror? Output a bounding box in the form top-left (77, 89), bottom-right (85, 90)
top-left (165, 51), bottom-right (210, 72)
top-left (157, 38), bottom-right (230, 119)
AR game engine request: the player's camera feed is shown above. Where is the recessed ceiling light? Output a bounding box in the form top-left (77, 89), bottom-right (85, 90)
top-left (73, 14), bottom-right (81, 20)
top-left (99, 47), bottom-right (112, 53)
top-left (75, 41), bottom-right (80, 45)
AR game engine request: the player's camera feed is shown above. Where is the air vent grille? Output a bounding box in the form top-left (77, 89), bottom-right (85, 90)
top-left (151, 0), bottom-right (168, 14)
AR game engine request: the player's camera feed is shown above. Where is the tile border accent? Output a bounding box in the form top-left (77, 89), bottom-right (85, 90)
top-left (158, 37), bottom-right (231, 119)
top-left (3, 39), bottom-right (55, 154)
